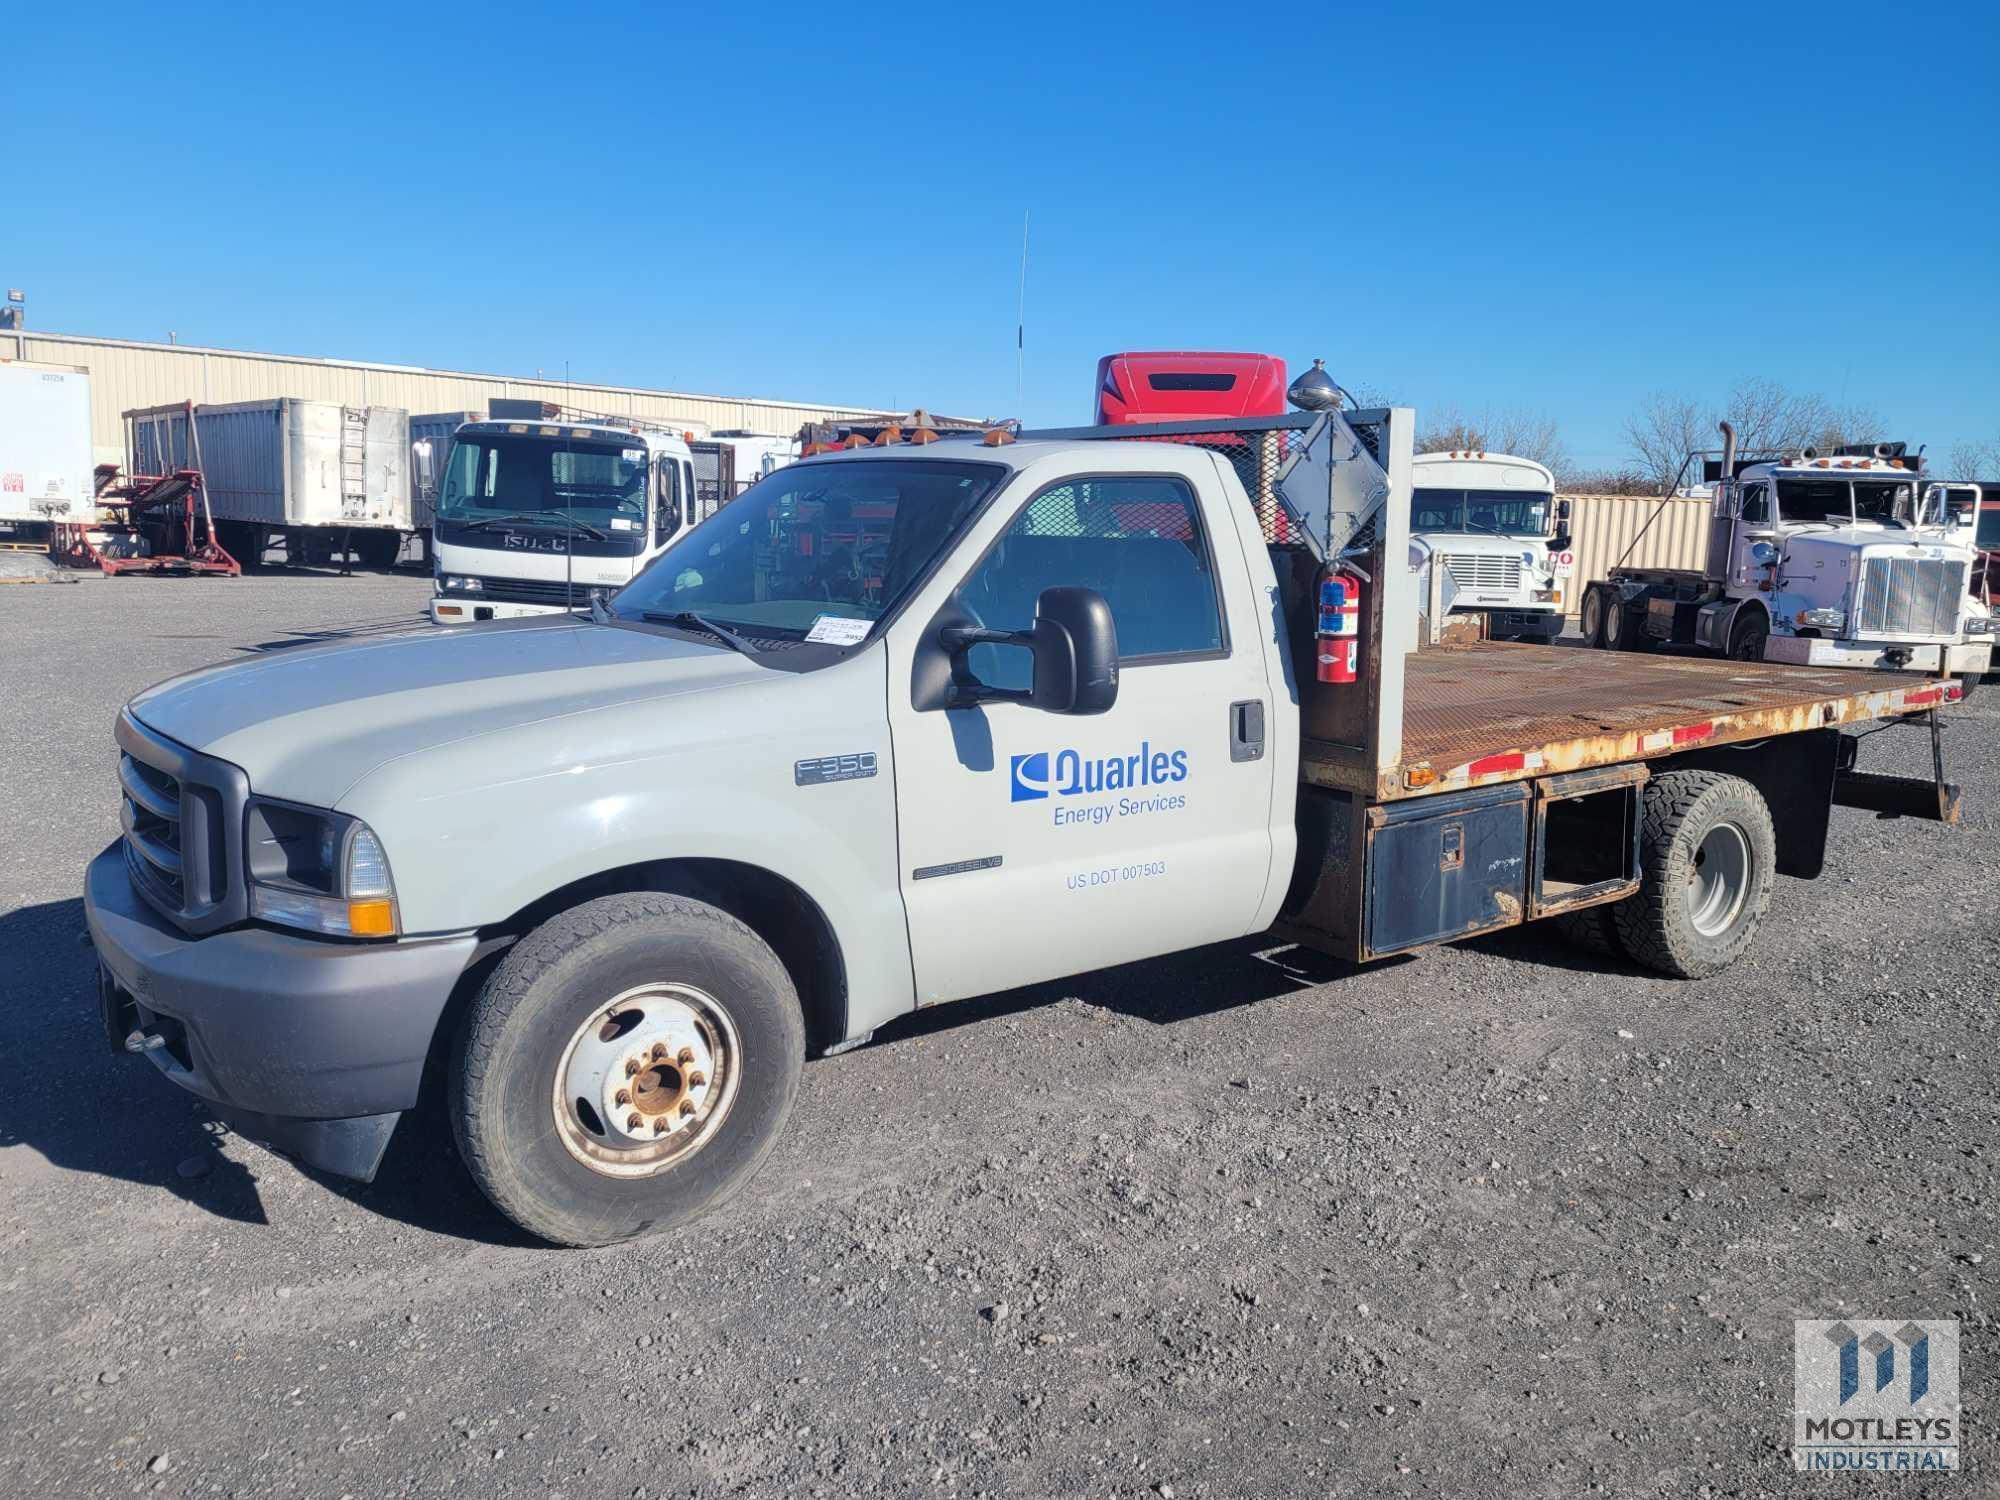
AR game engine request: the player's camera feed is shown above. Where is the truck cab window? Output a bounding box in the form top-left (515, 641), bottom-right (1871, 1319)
top-left (958, 475), bottom-right (1223, 691)
top-left (1739, 484), bottom-right (1768, 523)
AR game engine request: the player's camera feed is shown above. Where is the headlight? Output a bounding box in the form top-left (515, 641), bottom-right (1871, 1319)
top-left (1966, 614), bottom-right (1998, 635)
top-left (440, 574), bottom-right (484, 593)
top-left (1797, 607), bottom-right (1846, 629)
top-left (245, 799), bottom-right (400, 938)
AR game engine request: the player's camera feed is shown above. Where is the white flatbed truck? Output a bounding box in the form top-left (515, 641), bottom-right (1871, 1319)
top-left (85, 401), bottom-right (1968, 1245)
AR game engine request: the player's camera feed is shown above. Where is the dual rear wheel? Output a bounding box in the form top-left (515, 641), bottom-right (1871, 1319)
top-left (1551, 769), bottom-right (1776, 979)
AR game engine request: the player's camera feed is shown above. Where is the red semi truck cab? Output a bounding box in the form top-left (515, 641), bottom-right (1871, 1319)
top-left (1094, 351), bottom-right (1288, 426)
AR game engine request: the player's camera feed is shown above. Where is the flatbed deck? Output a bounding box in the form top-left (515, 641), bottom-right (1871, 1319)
top-left (1302, 642), bottom-right (1954, 800)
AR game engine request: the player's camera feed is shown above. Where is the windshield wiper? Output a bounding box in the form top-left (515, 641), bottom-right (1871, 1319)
top-left (640, 610), bottom-right (761, 657)
top-left (461, 512), bottom-right (610, 541)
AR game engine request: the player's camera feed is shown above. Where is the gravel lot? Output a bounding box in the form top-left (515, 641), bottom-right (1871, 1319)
top-left (2, 572), bottom-right (1992, 1498)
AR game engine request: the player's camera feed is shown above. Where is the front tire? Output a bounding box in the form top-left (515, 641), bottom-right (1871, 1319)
top-left (1613, 770), bottom-right (1775, 979)
top-left (451, 892), bottom-right (805, 1246)
top-left (1727, 609), bottom-right (1769, 661)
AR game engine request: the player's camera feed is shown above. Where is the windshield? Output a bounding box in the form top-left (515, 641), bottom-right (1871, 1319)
top-left (439, 432), bottom-right (650, 535)
top-left (609, 458), bottom-right (1003, 642)
top-left (1775, 478), bottom-right (1918, 526)
top-left (1410, 487), bottom-right (1552, 536)
top-left (1978, 504), bottom-right (2000, 552)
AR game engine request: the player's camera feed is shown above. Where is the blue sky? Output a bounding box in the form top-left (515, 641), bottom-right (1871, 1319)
top-left (6, 1), bottom-right (1996, 468)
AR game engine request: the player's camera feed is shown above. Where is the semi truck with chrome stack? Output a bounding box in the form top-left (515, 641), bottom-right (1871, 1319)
top-left (1578, 431), bottom-right (1992, 683)
top-left (85, 364), bottom-right (1971, 1246)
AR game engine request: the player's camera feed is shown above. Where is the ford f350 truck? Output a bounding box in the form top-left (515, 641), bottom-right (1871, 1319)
top-left (85, 401), bottom-right (1968, 1246)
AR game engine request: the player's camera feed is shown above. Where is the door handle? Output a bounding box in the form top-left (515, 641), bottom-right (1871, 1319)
top-left (1230, 699), bottom-right (1265, 762)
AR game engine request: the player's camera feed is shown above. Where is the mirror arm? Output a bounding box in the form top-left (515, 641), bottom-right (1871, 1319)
top-left (939, 624), bottom-right (1030, 653)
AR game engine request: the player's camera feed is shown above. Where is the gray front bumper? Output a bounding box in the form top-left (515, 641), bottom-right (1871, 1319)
top-left (84, 843), bottom-right (477, 1180)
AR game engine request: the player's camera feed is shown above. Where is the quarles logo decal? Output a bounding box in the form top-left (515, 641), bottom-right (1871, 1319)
top-left (1011, 743), bottom-right (1189, 803)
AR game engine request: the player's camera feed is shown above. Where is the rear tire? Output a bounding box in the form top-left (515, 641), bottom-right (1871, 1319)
top-left (1580, 586), bottom-right (1608, 648)
top-left (451, 892), bottom-right (805, 1246)
top-left (1603, 597), bottom-right (1642, 651)
top-left (1613, 770), bottom-right (1775, 979)
top-left (1549, 902), bottom-right (1625, 957)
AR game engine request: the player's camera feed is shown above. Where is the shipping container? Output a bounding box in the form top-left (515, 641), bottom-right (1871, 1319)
top-left (126, 399), bottom-right (412, 533)
top-left (0, 361), bottom-right (96, 527)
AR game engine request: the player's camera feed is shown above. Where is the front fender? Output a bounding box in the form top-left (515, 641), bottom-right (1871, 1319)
top-left (337, 646), bottom-right (916, 1029)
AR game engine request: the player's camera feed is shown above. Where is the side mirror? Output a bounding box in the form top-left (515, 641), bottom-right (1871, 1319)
top-left (411, 439), bottom-right (436, 500)
top-left (1556, 498), bottom-right (1572, 521)
top-left (1548, 527), bottom-right (1572, 552)
top-left (933, 586), bottom-right (1120, 715)
top-left (1027, 586), bottom-right (1119, 715)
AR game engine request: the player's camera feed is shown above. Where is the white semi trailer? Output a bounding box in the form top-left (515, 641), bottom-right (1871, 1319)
top-left (0, 360), bottom-right (95, 539)
top-left (127, 399), bottom-right (412, 568)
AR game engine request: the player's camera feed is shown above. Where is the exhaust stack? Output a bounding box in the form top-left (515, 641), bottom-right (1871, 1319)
top-left (1718, 420), bottom-right (1738, 480)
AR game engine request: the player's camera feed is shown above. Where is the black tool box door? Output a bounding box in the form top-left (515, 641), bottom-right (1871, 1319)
top-left (1364, 783), bottom-right (1530, 959)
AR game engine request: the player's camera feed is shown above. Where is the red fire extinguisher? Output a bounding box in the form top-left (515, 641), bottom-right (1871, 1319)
top-left (1316, 564), bottom-right (1365, 685)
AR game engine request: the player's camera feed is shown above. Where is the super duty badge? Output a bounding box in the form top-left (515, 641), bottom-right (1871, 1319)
top-left (795, 751), bottom-right (878, 786)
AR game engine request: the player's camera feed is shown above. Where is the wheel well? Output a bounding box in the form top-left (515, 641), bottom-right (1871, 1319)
top-left (490, 859), bottom-right (850, 1054)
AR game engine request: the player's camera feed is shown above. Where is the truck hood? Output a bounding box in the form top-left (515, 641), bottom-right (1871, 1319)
top-left (129, 615), bottom-right (765, 807)
top-left (1776, 525), bottom-right (1972, 560)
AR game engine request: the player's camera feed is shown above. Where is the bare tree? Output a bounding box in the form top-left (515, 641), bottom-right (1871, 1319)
top-left (1416, 406), bottom-right (1573, 484)
top-left (1943, 438), bottom-right (2000, 479)
top-left (1622, 394), bottom-right (1705, 495)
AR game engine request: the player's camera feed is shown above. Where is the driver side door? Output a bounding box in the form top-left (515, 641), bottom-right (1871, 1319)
top-left (883, 467), bottom-right (1281, 1006)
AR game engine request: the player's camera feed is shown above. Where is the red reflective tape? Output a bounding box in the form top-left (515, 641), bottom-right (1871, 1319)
top-left (1903, 688), bottom-right (1942, 708)
top-left (1671, 722), bottom-right (1715, 745)
top-left (1467, 752), bottom-right (1526, 777)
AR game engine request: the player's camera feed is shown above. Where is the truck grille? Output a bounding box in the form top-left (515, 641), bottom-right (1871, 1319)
top-left (119, 754), bottom-right (186, 909)
top-left (478, 578), bottom-right (599, 607)
top-left (1854, 556), bottom-right (1966, 638)
top-left (1443, 555), bottom-right (1523, 594)
top-left (115, 712), bottom-right (250, 933)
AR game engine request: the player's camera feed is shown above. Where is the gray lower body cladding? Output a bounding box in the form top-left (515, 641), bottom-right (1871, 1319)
top-left (83, 843), bottom-right (476, 1180)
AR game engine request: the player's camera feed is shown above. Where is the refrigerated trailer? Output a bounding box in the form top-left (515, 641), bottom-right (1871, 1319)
top-left (85, 380), bottom-right (1971, 1246)
top-left (127, 399), bottom-right (412, 568)
top-left (0, 360), bottom-right (95, 540)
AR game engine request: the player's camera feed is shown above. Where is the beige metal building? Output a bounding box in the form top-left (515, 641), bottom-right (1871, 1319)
top-left (1, 328), bottom-right (904, 469)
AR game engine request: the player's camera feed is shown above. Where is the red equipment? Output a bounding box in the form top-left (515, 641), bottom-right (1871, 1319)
top-left (1316, 565), bottom-right (1364, 685)
top-left (53, 463), bottom-right (239, 577)
top-left (1094, 352), bottom-right (1288, 426)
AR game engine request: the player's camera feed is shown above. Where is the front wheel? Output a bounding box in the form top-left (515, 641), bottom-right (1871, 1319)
top-left (451, 892), bottom-right (805, 1246)
top-left (1614, 770), bottom-right (1775, 979)
top-left (1727, 609), bottom-right (1769, 661)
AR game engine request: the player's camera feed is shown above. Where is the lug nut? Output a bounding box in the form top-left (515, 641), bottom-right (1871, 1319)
top-left (687, 1070), bottom-right (706, 1088)
top-left (615, 1088), bottom-right (631, 1106)
top-left (651, 1042), bottom-right (668, 1061)
top-left (626, 1113), bottom-right (643, 1131)
top-left (624, 1058), bottom-right (641, 1077)
top-left (678, 1101), bottom-right (696, 1119)
top-left (653, 1118), bottom-right (670, 1135)
top-left (677, 1047), bottom-right (696, 1065)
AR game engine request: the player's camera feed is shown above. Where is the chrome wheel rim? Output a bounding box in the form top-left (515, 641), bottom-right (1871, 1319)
top-left (1688, 821), bottom-right (1750, 937)
top-left (551, 982), bottom-right (741, 1177)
